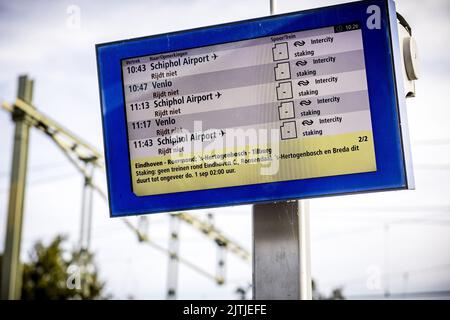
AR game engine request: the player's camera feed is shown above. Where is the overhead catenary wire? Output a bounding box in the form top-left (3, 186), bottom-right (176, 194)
top-left (315, 205), bottom-right (450, 213)
top-left (1, 99), bottom-right (251, 262)
top-left (0, 172), bottom-right (80, 194)
top-left (3, 99), bottom-right (103, 167)
top-left (413, 139), bottom-right (450, 146)
top-left (346, 290), bottom-right (450, 299)
top-left (0, 161), bottom-right (70, 178)
top-left (2, 96), bottom-right (449, 296)
top-left (92, 183), bottom-right (243, 283)
top-left (1, 97), bottom-right (251, 291)
top-left (121, 212), bottom-right (222, 284)
top-left (332, 263), bottom-right (450, 290)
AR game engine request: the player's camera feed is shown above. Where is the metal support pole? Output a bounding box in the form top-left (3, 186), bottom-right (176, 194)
top-left (270, 0), bottom-right (277, 15)
top-left (209, 213), bottom-right (226, 285)
top-left (253, 201), bottom-right (311, 299)
top-left (252, 0), bottom-right (312, 301)
top-left (216, 243), bottom-right (226, 285)
top-left (79, 164), bottom-right (94, 251)
top-left (299, 200), bottom-right (312, 300)
top-left (383, 224), bottom-right (390, 298)
top-left (138, 216), bottom-right (149, 236)
top-left (1, 75), bottom-right (34, 300)
top-left (166, 214), bottom-right (180, 299)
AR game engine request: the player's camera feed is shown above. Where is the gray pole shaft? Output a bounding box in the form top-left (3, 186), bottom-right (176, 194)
top-left (253, 201), bottom-right (311, 299)
top-left (79, 169), bottom-right (94, 251)
top-left (270, 0), bottom-right (277, 15)
top-left (1, 75), bottom-right (34, 300)
top-left (252, 0), bottom-right (312, 300)
top-left (299, 200), bottom-right (312, 300)
top-left (166, 215), bottom-right (180, 300)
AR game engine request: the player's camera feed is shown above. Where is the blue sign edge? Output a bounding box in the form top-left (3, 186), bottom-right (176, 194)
top-left (96, 0), bottom-right (411, 217)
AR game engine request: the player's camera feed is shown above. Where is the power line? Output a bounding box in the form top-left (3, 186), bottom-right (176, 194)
top-left (0, 172), bottom-right (80, 194)
top-left (413, 139), bottom-right (450, 146)
top-left (0, 161), bottom-right (70, 178)
top-left (89, 179), bottom-right (249, 283)
top-left (333, 264), bottom-right (450, 289)
top-left (176, 212), bottom-right (250, 261)
top-left (121, 215), bottom-right (223, 284)
top-left (1, 96), bottom-right (252, 295)
top-left (346, 290), bottom-right (450, 299)
top-left (2, 95), bottom-right (448, 298)
top-left (414, 164), bottom-right (450, 170)
top-left (315, 205), bottom-right (450, 213)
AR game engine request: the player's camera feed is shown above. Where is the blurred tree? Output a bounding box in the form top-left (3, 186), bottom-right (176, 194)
top-left (312, 279), bottom-right (345, 300)
top-left (235, 280), bottom-right (345, 300)
top-left (0, 235), bottom-right (106, 300)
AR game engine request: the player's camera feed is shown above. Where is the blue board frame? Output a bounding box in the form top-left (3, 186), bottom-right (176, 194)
top-left (96, 0), bottom-right (413, 217)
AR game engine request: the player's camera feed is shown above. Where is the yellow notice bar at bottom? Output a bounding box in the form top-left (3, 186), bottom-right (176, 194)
top-left (130, 130), bottom-right (376, 196)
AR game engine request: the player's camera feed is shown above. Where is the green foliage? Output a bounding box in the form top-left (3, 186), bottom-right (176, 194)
top-left (312, 279), bottom-right (345, 300)
top-left (235, 280), bottom-right (345, 300)
top-left (1, 235), bottom-right (106, 300)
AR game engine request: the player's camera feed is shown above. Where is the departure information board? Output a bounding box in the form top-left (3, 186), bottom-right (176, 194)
top-left (122, 23), bottom-right (377, 196)
top-left (97, 0), bottom-right (413, 217)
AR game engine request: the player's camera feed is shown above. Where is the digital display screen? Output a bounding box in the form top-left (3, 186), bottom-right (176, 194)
top-left (121, 23), bottom-right (377, 196)
top-left (97, 0), bottom-right (412, 216)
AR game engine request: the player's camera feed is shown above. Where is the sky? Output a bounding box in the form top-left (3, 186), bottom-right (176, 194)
top-left (0, 0), bottom-right (449, 299)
